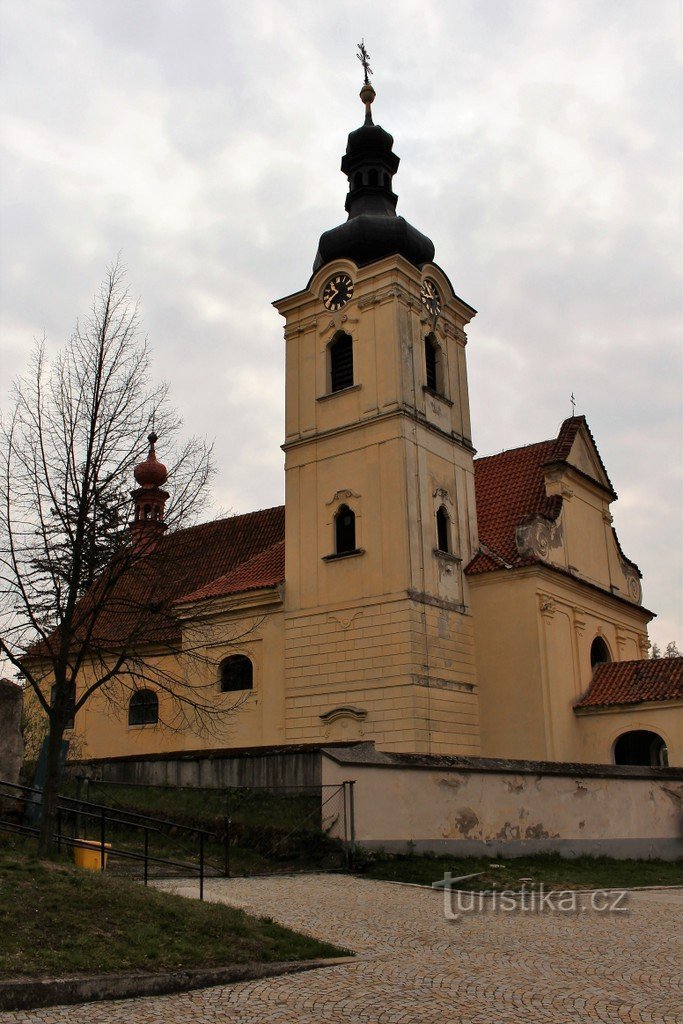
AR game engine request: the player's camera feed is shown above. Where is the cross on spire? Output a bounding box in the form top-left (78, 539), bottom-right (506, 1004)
top-left (357, 40), bottom-right (372, 85)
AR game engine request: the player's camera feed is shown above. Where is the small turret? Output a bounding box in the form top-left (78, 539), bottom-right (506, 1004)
top-left (131, 432), bottom-right (169, 554)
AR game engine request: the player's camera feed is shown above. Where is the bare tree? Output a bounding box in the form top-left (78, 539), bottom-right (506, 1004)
top-left (0, 261), bottom-right (242, 854)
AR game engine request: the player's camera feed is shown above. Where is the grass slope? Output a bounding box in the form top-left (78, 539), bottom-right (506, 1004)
top-left (0, 842), bottom-right (347, 978)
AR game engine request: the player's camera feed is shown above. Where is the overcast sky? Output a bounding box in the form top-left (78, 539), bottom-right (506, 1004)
top-left (1, 0), bottom-right (680, 647)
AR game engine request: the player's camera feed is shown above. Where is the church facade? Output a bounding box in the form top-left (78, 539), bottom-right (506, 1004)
top-left (48, 79), bottom-right (682, 768)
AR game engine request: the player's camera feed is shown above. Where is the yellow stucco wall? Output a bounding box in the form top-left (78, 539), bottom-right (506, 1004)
top-left (277, 256), bottom-right (482, 754)
top-left (29, 254), bottom-right (679, 771)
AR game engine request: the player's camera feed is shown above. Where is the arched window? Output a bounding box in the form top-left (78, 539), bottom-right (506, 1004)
top-left (220, 655), bottom-right (253, 692)
top-left (128, 689), bottom-right (158, 726)
top-left (368, 168), bottom-right (378, 187)
top-left (436, 506), bottom-right (450, 554)
top-left (613, 730), bottom-right (668, 767)
top-left (590, 637), bottom-right (611, 671)
top-left (353, 171), bottom-right (362, 190)
top-left (329, 332), bottom-right (354, 393)
top-left (424, 334), bottom-right (443, 394)
top-left (335, 504), bottom-right (356, 555)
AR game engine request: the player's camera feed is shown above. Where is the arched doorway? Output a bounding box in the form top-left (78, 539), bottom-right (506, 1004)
top-left (613, 730), bottom-right (668, 767)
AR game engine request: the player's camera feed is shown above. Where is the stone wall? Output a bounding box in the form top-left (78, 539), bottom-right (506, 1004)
top-left (65, 743), bottom-right (335, 789)
top-left (322, 743), bottom-right (683, 860)
top-left (0, 679), bottom-right (23, 795)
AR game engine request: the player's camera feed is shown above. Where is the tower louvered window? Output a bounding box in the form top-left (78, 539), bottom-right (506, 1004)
top-left (335, 504), bottom-right (356, 554)
top-left (436, 506), bottom-right (450, 553)
top-left (330, 332), bottom-right (354, 392)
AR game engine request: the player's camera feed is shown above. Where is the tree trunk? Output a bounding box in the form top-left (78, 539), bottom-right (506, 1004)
top-left (37, 718), bottom-right (65, 856)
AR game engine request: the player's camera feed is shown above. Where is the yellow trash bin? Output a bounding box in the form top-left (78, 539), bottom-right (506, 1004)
top-left (73, 839), bottom-right (112, 871)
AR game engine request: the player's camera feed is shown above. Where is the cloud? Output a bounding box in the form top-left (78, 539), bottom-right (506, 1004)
top-left (0, 0), bottom-right (680, 646)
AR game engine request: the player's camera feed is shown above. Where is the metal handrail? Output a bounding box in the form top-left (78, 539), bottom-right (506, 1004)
top-left (0, 778), bottom-right (218, 899)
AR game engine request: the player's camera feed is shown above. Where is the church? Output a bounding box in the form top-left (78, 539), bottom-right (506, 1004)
top-left (53, 73), bottom-right (682, 769)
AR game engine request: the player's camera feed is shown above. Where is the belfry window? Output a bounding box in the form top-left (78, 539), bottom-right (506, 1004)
top-left (330, 332), bottom-right (354, 392)
top-left (335, 504), bottom-right (356, 554)
top-left (128, 689), bottom-right (159, 726)
top-left (436, 506), bottom-right (451, 554)
top-left (425, 334), bottom-right (443, 394)
top-left (590, 637), bottom-right (611, 671)
top-left (220, 655), bottom-right (253, 692)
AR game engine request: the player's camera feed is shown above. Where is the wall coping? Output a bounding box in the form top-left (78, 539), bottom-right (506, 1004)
top-left (321, 742), bottom-right (683, 781)
top-left (67, 742), bottom-right (360, 768)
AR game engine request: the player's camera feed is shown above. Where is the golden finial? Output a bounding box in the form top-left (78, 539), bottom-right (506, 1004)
top-left (357, 40), bottom-right (376, 125)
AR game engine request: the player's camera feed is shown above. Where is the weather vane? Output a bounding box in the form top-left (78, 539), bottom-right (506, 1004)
top-left (357, 40), bottom-right (373, 85)
top-left (570, 392), bottom-right (576, 415)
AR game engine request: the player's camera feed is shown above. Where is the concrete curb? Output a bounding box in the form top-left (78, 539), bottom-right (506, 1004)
top-left (0, 956), bottom-right (356, 1012)
top-left (371, 878), bottom-right (683, 894)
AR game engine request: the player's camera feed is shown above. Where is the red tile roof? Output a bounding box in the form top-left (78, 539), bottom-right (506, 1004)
top-left (178, 539), bottom-right (285, 604)
top-left (29, 506), bottom-right (286, 653)
top-left (467, 416), bottom-right (621, 576)
top-left (466, 436), bottom-right (561, 573)
top-left (575, 658), bottom-right (683, 709)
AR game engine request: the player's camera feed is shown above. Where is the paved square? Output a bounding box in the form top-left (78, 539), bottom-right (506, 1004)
top-left (2, 874), bottom-right (681, 1023)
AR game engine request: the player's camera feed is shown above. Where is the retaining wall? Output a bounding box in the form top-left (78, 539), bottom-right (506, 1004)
top-left (322, 743), bottom-right (683, 860)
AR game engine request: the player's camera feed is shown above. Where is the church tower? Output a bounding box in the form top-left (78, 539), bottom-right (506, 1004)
top-left (274, 60), bottom-right (481, 754)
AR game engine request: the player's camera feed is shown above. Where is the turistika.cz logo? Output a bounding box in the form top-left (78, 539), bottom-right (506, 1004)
top-left (433, 872), bottom-right (629, 921)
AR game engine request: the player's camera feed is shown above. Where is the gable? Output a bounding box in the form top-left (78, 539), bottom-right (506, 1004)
top-left (565, 429), bottom-right (613, 493)
top-left (467, 416), bottom-right (636, 595)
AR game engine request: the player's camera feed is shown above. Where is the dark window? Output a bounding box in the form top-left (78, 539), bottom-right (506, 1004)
top-left (335, 504), bottom-right (356, 554)
top-left (353, 171), bottom-right (362, 190)
top-left (590, 637), bottom-right (611, 670)
top-left (613, 730), bottom-right (668, 767)
top-left (368, 168), bottom-right (378, 187)
top-left (220, 655), bottom-right (253, 692)
top-left (51, 682), bottom-right (76, 730)
top-left (436, 506), bottom-right (450, 553)
top-left (425, 335), bottom-right (438, 392)
top-left (330, 332), bottom-right (354, 392)
top-left (128, 689), bottom-right (158, 726)
top-left (383, 173), bottom-right (389, 187)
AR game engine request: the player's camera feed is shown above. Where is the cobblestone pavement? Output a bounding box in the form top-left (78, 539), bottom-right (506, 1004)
top-left (3, 875), bottom-right (682, 1023)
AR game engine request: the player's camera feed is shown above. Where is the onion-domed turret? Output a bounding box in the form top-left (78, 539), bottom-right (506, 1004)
top-left (134, 432), bottom-right (168, 488)
top-left (313, 63), bottom-right (435, 272)
top-left (131, 432), bottom-right (169, 555)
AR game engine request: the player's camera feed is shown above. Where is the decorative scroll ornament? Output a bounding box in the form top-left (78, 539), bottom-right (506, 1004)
top-left (328, 610), bottom-right (363, 631)
top-left (326, 488), bottom-right (360, 506)
top-left (319, 703), bottom-right (367, 739)
top-left (516, 515), bottom-right (562, 562)
top-left (539, 595), bottom-right (556, 619)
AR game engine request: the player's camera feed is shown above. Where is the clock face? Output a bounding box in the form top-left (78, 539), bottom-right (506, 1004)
top-left (420, 278), bottom-right (441, 317)
top-left (323, 273), bottom-right (354, 311)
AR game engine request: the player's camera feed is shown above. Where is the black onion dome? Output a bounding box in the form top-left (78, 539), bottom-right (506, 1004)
top-left (315, 215), bottom-right (434, 271)
top-left (313, 83), bottom-right (435, 273)
top-left (343, 123), bottom-right (397, 165)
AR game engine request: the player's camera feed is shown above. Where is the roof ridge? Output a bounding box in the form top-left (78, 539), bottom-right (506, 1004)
top-left (474, 437), bottom-right (555, 464)
top-left (163, 504), bottom-right (285, 538)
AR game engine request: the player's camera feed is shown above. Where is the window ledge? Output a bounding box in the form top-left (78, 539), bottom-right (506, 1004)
top-left (322, 548), bottom-right (365, 562)
top-left (422, 385), bottom-right (454, 407)
top-left (317, 384), bottom-right (362, 402)
top-left (433, 548), bottom-right (462, 564)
